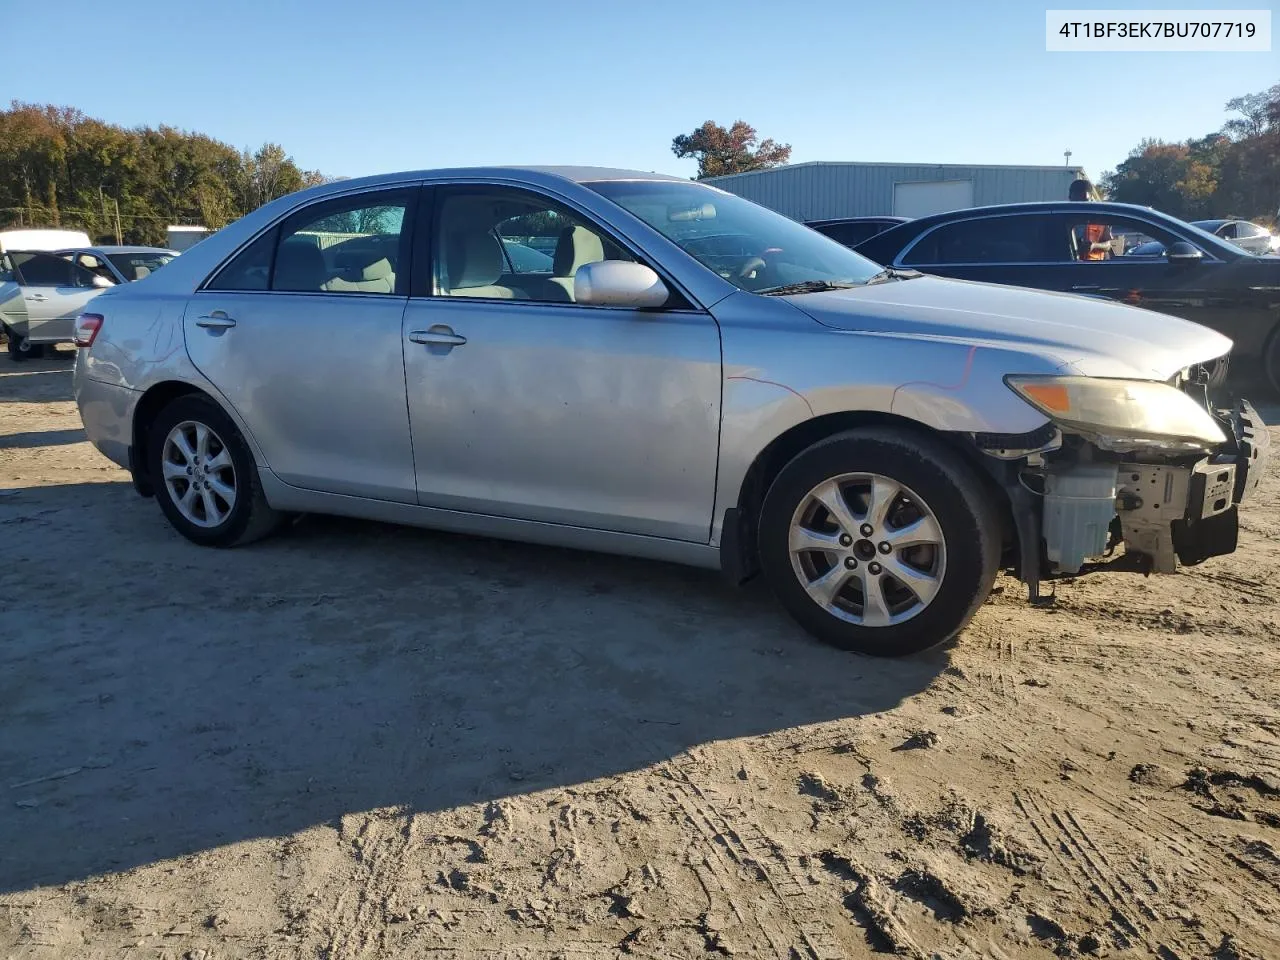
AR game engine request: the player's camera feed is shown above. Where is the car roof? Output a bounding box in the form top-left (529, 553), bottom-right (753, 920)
top-left (853, 199), bottom-right (1249, 261)
top-left (53, 245), bottom-right (179, 255)
top-left (297, 165), bottom-right (687, 196)
top-left (806, 215), bottom-right (911, 226)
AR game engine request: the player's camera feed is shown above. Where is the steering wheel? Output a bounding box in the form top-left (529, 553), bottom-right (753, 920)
top-left (737, 256), bottom-right (767, 280)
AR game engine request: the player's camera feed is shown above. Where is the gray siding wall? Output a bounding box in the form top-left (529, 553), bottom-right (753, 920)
top-left (705, 163), bottom-right (1084, 220)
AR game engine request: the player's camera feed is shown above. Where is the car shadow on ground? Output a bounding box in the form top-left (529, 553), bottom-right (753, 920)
top-left (0, 428), bottom-right (86, 449)
top-left (0, 479), bottom-right (951, 894)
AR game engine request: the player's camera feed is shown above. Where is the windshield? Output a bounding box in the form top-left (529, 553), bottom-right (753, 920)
top-left (107, 252), bottom-right (176, 281)
top-left (587, 180), bottom-right (883, 293)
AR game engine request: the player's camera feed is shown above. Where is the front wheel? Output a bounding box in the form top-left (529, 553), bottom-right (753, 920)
top-left (758, 428), bottom-right (1001, 657)
top-left (149, 394), bottom-right (284, 547)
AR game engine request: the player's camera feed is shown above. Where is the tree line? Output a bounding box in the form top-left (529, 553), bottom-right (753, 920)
top-left (1099, 82), bottom-right (1279, 224)
top-left (3, 86), bottom-right (1275, 251)
top-left (0, 102), bottom-right (327, 247)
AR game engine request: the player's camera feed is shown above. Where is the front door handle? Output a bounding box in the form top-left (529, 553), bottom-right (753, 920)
top-left (408, 326), bottom-right (466, 347)
top-left (25, 294), bottom-right (47, 302)
top-left (196, 312), bottom-right (237, 329)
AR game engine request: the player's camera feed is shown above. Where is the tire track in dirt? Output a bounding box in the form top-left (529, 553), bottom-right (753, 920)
top-left (316, 809), bottom-right (417, 960)
top-left (661, 751), bottom-right (845, 960)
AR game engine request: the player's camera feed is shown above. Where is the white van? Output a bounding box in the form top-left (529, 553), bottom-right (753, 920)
top-left (0, 228), bottom-right (93, 253)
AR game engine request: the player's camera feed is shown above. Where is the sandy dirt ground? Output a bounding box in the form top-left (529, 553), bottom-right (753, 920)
top-left (1, 348), bottom-right (1279, 960)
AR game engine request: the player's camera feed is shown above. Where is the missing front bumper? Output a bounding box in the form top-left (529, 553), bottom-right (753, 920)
top-left (1038, 396), bottom-right (1269, 579)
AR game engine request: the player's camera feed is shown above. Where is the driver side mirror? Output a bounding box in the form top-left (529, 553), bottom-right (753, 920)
top-left (1165, 242), bottom-right (1203, 263)
top-left (91, 274), bottom-right (115, 288)
top-left (574, 261), bottom-right (670, 309)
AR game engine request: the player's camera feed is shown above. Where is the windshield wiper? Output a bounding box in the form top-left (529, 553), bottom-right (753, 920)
top-left (756, 279), bottom-right (856, 296)
top-left (865, 267), bottom-right (923, 285)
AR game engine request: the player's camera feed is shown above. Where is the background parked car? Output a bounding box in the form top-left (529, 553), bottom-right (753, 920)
top-left (54, 245), bottom-right (179, 284)
top-left (806, 216), bottom-right (911, 248)
top-left (1188, 219), bottom-right (1278, 256)
top-left (1, 250), bottom-right (112, 359)
top-left (855, 200), bottom-right (1280, 389)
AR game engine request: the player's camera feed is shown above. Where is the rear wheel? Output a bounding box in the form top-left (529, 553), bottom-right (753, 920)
top-left (6, 332), bottom-right (44, 361)
top-left (148, 394), bottom-right (284, 547)
top-left (758, 428), bottom-right (1001, 656)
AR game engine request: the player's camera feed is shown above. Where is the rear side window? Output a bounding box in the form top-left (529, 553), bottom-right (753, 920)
top-left (902, 215), bottom-right (1060, 265)
top-left (207, 229), bottom-right (277, 291)
top-left (1237, 222), bottom-right (1268, 239)
top-left (205, 189), bottom-right (413, 294)
top-left (813, 222), bottom-right (882, 247)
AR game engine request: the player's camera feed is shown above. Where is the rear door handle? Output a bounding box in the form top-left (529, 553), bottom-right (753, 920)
top-left (196, 313), bottom-right (237, 329)
top-left (408, 327), bottom-right (466, 347)
top-left (25, 294), bottom-right (47, 302)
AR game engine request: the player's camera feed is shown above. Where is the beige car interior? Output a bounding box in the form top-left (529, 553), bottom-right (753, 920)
top-left (437, 196), bottom-right (625, 302)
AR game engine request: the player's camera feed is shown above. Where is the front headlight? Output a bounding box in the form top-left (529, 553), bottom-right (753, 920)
top-left (1005, 375), bottom-right (1226, 451)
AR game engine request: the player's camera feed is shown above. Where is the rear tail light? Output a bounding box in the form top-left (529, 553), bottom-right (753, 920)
top-left (74, 313), bottom-right (103, 348)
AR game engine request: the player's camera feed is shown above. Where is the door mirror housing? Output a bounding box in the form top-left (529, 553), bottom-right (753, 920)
top-left (91, 274), bottom-right (115, 288)
top-left (1165, 242), bottom-right (1203, 263)
top-left (574, 261), bottom-right (670, 309)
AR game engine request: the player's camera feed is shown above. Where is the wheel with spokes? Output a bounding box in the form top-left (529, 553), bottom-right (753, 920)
top-left (758, 428), bottom-right (1001, 656)
top-left (148, 394), bottom-right (283, 547)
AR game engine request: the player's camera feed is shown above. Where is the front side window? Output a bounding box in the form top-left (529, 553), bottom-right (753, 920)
top-left (902, 215), bottom-right (1060, 266)
top-left (10, 252), bottom-right (90, 286)
top-left (1056, 215), bottom-right (1184, 261)
top-left (587, 180), bottom-right (882, 292)
top-left (107, 252), bottom-right (175, 281)
top-left (434, 188), bottom-right (633, 303)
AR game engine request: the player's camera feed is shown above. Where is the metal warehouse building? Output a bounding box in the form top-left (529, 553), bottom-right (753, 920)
top-left (704, 161), bottom-right (1087, 222)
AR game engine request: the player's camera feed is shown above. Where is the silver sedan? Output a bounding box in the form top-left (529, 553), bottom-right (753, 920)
top-left (72, 167), bottom-right (1267, 656)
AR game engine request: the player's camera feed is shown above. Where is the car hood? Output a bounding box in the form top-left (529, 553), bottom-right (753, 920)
top-left (787, 275), bottom-right (1232, 380)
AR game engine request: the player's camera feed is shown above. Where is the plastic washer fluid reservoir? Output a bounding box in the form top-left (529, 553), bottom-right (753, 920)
top-left (1042, 464), bottom-right (1119, 575)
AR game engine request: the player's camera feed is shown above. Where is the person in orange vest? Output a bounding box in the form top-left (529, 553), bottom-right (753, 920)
top-left (1069, 178), bottom-right (1112, 260)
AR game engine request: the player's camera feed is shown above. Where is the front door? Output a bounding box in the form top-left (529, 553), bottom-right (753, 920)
top-left (401, 184), bottom-right (722, 542)
top-left (1032, 213), bottom-right (1268, 355)
top-left (183, 187), bottom-right (420, 503)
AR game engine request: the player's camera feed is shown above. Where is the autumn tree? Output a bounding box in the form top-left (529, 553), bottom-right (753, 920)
top-left (671, 120), bottom-right (791, 180)
top-left (0, 102), bottom-right (327, 245)
top-left (1100, 81), bottom-right (1280, 225)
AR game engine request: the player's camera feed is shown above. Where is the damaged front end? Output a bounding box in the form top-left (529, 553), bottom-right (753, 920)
top-left (976, 363), bottom-right (1270, 599)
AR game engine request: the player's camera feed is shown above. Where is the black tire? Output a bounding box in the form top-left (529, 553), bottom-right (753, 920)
top-left (148, 394), bottom-right (284, 547)
top-left (758, 428), bottom-right (1001, 657)
top-left (7, 331), bottom-right (43, 361)
top-left (1264, 327), bottom-right (1280, 397)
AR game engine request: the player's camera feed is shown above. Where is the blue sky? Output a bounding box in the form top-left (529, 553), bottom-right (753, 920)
top-left (5, 0), bottom-right (1275, 183)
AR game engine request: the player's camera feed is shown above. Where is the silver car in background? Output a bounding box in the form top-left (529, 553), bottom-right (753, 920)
top-left (72, 167), bottom-right (1269, 656)
top-left (1, 246), bottom-right (176, 359)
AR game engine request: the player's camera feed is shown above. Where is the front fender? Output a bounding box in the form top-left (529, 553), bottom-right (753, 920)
top-left (711, 295), bottom-right (1061, 546)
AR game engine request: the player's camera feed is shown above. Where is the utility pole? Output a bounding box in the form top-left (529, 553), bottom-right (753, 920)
top-left (113, 198), bottom-right (123, 245)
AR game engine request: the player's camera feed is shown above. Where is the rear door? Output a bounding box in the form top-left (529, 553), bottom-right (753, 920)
top-left (185, 186), bottom-right (420, 503)
top-left (10, 252), bottom-right (103, 341)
